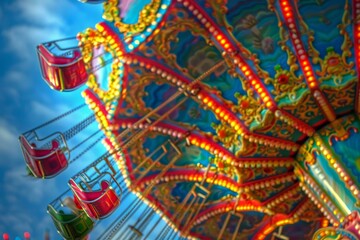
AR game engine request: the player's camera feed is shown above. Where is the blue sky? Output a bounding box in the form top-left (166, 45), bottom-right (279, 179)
top-left (0, 1), bottom-right (179, 239)
top-left (0, 1), bottom-right (105, 239)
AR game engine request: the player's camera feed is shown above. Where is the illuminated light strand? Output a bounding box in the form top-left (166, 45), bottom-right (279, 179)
top-left (82, 89), bottom-right (110, 131)
top-left (241, 172), bottom-right (296, 193)
top-left (254, 215), bottom-right (294, 239)
top-left (352, 0), bottom-right (360, 114)
top-left (275, 110), bottom-right (314, 136)
top-left (112, 116), bottom-right (238, 164)
top-left (104, 0), bottom-right (172, 51)
top-left (78, 22), bottom-right (127, 121)
top-left (278, 0), bottom-right (336, 121)
top-left (112, 119), bottom-right (186, 139)
top-left (314, 226), bottom-right (359, 240)
top-left (102, 137), bottom-right (132, 188)
top-left (188, 199), bottom-right (264, 229)
top-left (82, 89), bottom-right (133, 187)
top-left (341, 211), bottom-right (360, 238)
top-left (137, 171), bottom-right (296, 196)
top-left (254, 198), bottom-right (311, 240)
top-left (263, 183), bottom-right (300, 209)
top-left (123, 54), bottom-right (299, 151)
top-left (299, 176), bottom-right (339, 225)
top-left (314, 134), bottom-right (360, 205)
top-left (233, 157), bottom-right (294, 168)
top-left (291, 198), bottom-right (312, 219)
top-left (176, 0), bottom-right (315, 137)
top-left (96, 22), bottom-right (127, 118)
top-left (139, 171), bottom-right (239, 193)
top-left (112, 118), bottom-right (295, 169)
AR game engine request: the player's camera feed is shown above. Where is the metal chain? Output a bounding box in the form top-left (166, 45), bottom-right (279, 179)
top-left (62, 114), bottom-right (96, 141)
top-left (69, 134), bottom-right (103, 164)
top-left (95, 187), bottom-right (132, 240)
top-left (143, 211), bottom-right (166, 240)
top-left (69, 129), bottom-right (101, 152)
top-left (156, 222), bottom-right (171, 240)
top-left (38, 114), bottom-right (96, 149)
top-left (123, 207), bottom-right (153, 240)
top-left (136, 210), bottom-right (155, 236)
top-left (103, 198), bottom-right (143, 240)
top-left (24, 103), bottom-right (86, 134)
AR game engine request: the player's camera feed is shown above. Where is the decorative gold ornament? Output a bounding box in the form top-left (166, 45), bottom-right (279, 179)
top-left (103, 0), bottom-right (162, 37)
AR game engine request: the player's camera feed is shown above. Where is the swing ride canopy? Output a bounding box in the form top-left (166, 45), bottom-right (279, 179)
top-left (21, 0), bottom-right (360, 239)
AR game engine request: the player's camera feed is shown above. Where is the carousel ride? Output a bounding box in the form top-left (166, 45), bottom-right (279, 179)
top-left (18, 0), bottom-right (360, 239)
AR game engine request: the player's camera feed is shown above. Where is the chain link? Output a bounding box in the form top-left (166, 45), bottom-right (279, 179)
top-left (24, 103), bottom-right (87, 134)
top-left (62, 114), bottom-right (96, 141)
top-left (69, 134), bottom-right (103, 164)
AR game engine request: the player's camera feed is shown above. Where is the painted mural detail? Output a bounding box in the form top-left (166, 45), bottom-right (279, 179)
top-left (313, 226), bottom-right (358, 240)
top-left (236, 14), bottom-right (275, 55)
top-left (206, 0), bottom-right (229, 30)
top-left (233, 89), bottom-right (275, 131)
top-left (266, 65), bottom-right (305, 102)
top-left (103, 0), bottom-right (162, 37)
top-left (316, 47), bottom-right (355, 85)
top-left (28, 0), bottom-right (360, 239)
top-left (212, 123), bottom-right (239, 149)
top-left (281, 92), bottom-right (324, 125)
top-left (147, 9), bottom-right (211, 74)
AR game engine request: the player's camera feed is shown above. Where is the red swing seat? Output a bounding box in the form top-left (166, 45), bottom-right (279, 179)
top-left (37, 43), bottom-right (88, 91)
top-left (19, 135), bottom-right (68, 178)
top-left (69, 178), bottom-right (120, 219)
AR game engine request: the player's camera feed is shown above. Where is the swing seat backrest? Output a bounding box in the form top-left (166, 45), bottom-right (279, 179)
top-left (19, 135), bottom-right (68, 178)
top-left (37, 44), bottom-right (88, 91)
top-left (79, 0), bottom-right (107, 3)
top-left (38, 44), bottom-right (80, 65)
top-left (69, 179), bottom-right (120, 219)
top-left (48, 205), bottom-right (94, 240)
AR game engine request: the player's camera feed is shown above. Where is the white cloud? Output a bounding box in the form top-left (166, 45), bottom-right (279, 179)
top-left (14, 0), bottom-right (67, 28)
top-left (0, 166), bottom-right (61, 238)
top-left (30, 100), bottom-right (70, 120)
top-left (0, 119), bottom-right (21, 161)
top-left (4, 70), bottom-right (29, 88)
top-left (5, 167), bottom-right (60, 203)
top-left (0, 1), bottom-right (104, 239)
top-left (3, 25), bottom-right (64, 63)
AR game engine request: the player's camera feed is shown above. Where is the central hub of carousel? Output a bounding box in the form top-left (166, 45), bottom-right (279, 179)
top-left (17, 0), bottom-right (360, 239)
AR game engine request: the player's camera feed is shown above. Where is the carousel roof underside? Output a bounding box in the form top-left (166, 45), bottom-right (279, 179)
top-left (77, 0), bottom-right (360, 239)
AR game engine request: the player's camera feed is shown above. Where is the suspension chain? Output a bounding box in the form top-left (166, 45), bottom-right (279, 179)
top-left (69, 134), bottom-right (103, 164)
top-left (103, 198), bottom-right (143, 240)
top-left (62, 114), bottom-right (96, 141)
top-left (24, 103), bottom-right (87, 134)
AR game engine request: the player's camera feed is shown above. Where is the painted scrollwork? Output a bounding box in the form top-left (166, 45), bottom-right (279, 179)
top-left (233, 89), bottom-right (275, 132)
top-left (123, 68), bottom-right (156, 114)
top-left (265, 65), bottom-right (305, 102)
top-left (315, 47), bottom-right (355, 85)
top-left (103, 0), bottom-right (162, 37)
top-left (311, 1), bottom-right (355, 85)
top-left (211, 156), bottom-right (240, 180)
top-left (233, 90), bottom-right (264, 127)
top-left (212, 123), bottom-right (239, 149)
top-left (147, 9), bottom-right (211, 73)
top-left (267, 2), bottom-right (306, 103)
top-left (281, 92), bottom-right (323, 124)
top-left (78, 26), bottom-right (125, 119)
